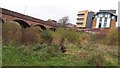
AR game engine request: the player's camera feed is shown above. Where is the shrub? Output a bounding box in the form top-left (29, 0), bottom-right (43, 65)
top-left (64, 28), bottom-right (80, 44)
top-left (103, 28), bottom-right (118, 46)
top-left (20, 27), bottom-right (41, 45)
top-left (41, 30), bottom-right (53, 44)
top-left (51, 28), bottom-right (81, 45)
top-left (2, 22), bottom-right (41, 45)
top-left (32, 44), bottom-right (62, 61)
top-left (87, 50), bottom-right (106, 66)
top-left (46, 44), bottom-right (62, 57)
top-left (51, 29), bottom-right (62, 45)
top-left (79, 32), bottom-right (91, 44)
top-left (2, 22), bottom-right (21, 45)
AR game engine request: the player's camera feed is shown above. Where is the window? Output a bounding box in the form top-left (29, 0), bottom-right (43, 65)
top-left (104, 23), bottom-right (107, 28)
top-left (77, 14), bottom-right (84, 16)
top-left (107, 14), bottom-right (110, 18)
top-left (98, 14), bottom-right (100, 17)
top-left (99, 14), bottom-right (103, 17)
top-left (95, 16), bottom-right (98, 18)
top-left (112, 16), bottom-right (115, 19)
top-left (99, 23), bottom-right (101, 28)
top-left (100, 14), bottom-right (103, 17)
top-left (99, 17), bottom-right (102, 28)
top-left (99, 17), bottom-right (102, 22)
top-left (104, 18), bottom-right (107, 27)
top-left (77, 18), bottom-right (84, 21)
top-left (77, 22), bottom-right (83, 25)
top-left (105, 14), bottom-right (108, 17)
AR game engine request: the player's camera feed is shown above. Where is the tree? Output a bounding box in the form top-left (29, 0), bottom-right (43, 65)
top-left (58, 16), bottom-right (69, 28)
top-left (47, 19), bottom-right (57, 23)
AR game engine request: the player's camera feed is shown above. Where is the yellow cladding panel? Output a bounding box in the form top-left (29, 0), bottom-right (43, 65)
top-left (76, 10), bottom-right (88, 28)
top-left (78, 10), bottom-right (88, 14)
top-left (77, 20), bottom-right (84, 22)
top-left (76, 25), bottom-right (85, 27)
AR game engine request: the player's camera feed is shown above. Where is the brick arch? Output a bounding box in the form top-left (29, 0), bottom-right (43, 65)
top-left (34, 24), bottom-right (47, 30)
top-left (49, 28), bottom-right (56, 31)
top-left (13, 19), bottom-right (30, 28)
top-left (0, 18), bottom-right (4, 23)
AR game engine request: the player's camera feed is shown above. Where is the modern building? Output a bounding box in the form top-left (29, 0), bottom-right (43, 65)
top-left (92, 10), bottom-right (117, 28)
top-left (76, 10), bottom-right (94, 29)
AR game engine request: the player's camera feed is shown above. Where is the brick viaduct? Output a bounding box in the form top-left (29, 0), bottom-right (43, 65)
top-left (0, 8), bottom-right (59, 30)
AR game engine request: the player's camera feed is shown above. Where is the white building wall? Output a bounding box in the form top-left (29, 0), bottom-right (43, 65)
top-left (95, 17), bottom-right (100, 28)
top-left (106, 18), bottom-right (111, 28)
top-left (101, 17), bottom-right (105, 28)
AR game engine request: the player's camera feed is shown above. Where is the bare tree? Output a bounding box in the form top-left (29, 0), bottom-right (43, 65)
top-left (47, 19), bottom-right (57, 23)
top-left (58, 16), bottom-right (69, 28)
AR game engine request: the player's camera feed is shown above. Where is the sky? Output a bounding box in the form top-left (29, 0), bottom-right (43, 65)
top-left (0, 0), bottom-right (119, 25)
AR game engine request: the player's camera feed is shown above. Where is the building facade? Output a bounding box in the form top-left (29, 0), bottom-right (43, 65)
top-left (92, 11), bottom-right (117, 28)
top-left (76, 10), bottom-right (94, 29)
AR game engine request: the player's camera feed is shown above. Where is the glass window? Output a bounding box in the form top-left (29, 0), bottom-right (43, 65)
top-left (104, 18), bottom-right (107, 28)
top-left (104, 23), bottom-right (107, 27)
top-left (99, 23), bottom-right (101, 28)
top-left (95, 16), bottom-right (97, 18)
top-left (77, 14), bottom-right (84, 16)
top-left (98, 14), bottom-right (101, 17)
top-left (77, 18), bottom-right (84, 21)
top-left (105, 14), bottom-right (108, 17)
top-left (103, 14), bottom-right (105, 17)
top-left (104, 18), bottom-right (107, 23)
top-left (100, 14), bottom-right (103, 17)
top-left (77, 22), bottom-right (83, 25)
top-left (99, 17), bottom-right (102, 22)
top-left (108, 14), bottom-right (110, 18)
top-left (112, 16), bottom-right (115, 19)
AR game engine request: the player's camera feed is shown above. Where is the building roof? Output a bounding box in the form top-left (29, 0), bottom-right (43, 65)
top-left (94, 12), bottom-right (117, 16)
top-left (99, 10), bottom-right (116, 14)
top-left (93, 12), bottom-right (117, 21)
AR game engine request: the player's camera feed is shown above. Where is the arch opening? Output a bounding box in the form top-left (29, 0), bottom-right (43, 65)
top-left (49, 28), bottom-right (56, 31)
top-left (0, 18), bottom-right (4, 23)
top-left (13, 20), bottom-right (30, 28)
top-left (34, 25), bottom-right (46, 30)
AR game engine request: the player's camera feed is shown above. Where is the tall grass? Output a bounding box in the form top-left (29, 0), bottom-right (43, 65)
top-left (2, 22), bottom-right (118, 66)
top-left (101, 28), bottom-right (118, 46)
top-left (20, 27), bottom-right (41, 45)
top-left (2, 22), bottom-right (92, 46)
top-left (2, 22), bottom-right (41, 45)
top-left (51, 28), bottom-right (81, 45)
top-left (3, 43), bottom-right (63, 66)
top-left (2, 22), bottom-right (21, 45)
top-left (41, 30), bottom-right (53, 44)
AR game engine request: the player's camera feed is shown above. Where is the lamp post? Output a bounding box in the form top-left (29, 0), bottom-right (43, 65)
top-left (24, 5), bottom-right (28, 14)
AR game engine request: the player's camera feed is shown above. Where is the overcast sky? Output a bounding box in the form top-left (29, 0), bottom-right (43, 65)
top-left (0, 0), bottom-right (119, 25)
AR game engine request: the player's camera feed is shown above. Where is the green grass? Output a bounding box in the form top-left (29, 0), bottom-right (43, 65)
top-left (2, 43), bottom-right (118, 66)
top-left (2, 44), bottom-right (91, 66)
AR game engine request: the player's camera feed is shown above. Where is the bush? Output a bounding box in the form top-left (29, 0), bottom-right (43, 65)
top-left (87, 50), bottom-right (106, 66)
top-left (64, 28), bottom-right (80, 44)
top-left (29, 44), bottom-right (62, 61)
top-left (79, 32), bottom-right (91, 44)
top-left (103, 28), bottom-right (118, 46)
top-left (20, 27), bottom-right (41, 45)
top-left (46, 44), bottom-right (62, 57)
top-left (41, 30), bottom-right (53, 44)
top-left (51, 28), bottom-right (81, 45)
top-left (2, 22), bottom-right (41, 45)
top-left (2, 22), bottom-right (21, 45)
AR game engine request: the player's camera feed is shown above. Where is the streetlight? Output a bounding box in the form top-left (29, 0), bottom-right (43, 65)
top-left (24, 5), bottom-right (28, 14)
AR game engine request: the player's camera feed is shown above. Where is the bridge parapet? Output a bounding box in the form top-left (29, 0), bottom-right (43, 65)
top-left (0, 8), bottom-right (59, 28)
